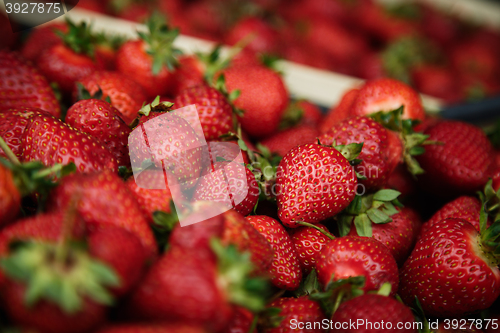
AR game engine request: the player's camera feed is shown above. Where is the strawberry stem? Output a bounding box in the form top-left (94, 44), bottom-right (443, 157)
top-left (296, 221), bottom-right (335, 240)
top-left (0, 135), bottom-right (21, 165)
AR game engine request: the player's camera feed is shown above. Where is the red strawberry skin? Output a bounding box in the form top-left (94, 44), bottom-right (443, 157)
top-left (264, 297), bottom-right (326, 333)
top-left (320, 116), bottom-right (395, 190)
top-left (320, 88), bottom-right (359, 134)
top-left (224, 17), bottom-right (279, 55)
top-left (261, 125), bottom-right (319, 157)
top-left (20, 23), bottom-right (67, 63)
top-left (351, 78), bottom-right (425, 121)
top-left (289, 223), bottom-right (333, 274)
top-left (174, 85), bottom-right (234, 141)
top-left (416, 120), bottom-right (494, 196)
top-left (21, 113), bottom-right (118, 173)
top-left (276, 143), bottom-right (357, 227)
top-left (316, 236), bottom-right (399, 296)
top-left (246, 215), bottom-right (302, 290)
top-left (0, 51), bottom-right (61, 117)
top-left (66, 99), bottom-right (131, 167)
top-left (332, 294), bottom-right (417, 333)
top-left (399, 218), bottom-right (500, 318)
top-left (0, 107), bottom-right (48, 161)
top-left (95, 324), bottom-right (206, 333)
top-left (78, 71), bottom-right (147, 124)
top-left (169, 55), bottom-right (205, 96)
top-left (0, 164), bottom-right (20, 226)
top-left (223, 65), bottom-right (288, 138)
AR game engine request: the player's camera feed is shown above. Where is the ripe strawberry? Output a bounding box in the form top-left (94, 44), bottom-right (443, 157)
top-left (332, 293), bottom-right (417, 333)
top-left (246, 215), bottom-right (302, 290)
top-left (0, 51), bottom-right (61, 117)
top-left (77, 71), bottom-right (147, 124)
top-left (169, 55), bottom-right (205, 96)
top-left (116, 13), bottom-right (181, 98)
top-left (290, 100), bottom-right (324, 127)
top-left (66, 98), bottom-right (131, 167)
top-left (126, 169), bottom-right (173, 225)
top-left (450, 40), bottom-right (498, 80)
top-left (46, 170), bottom-right (157, 260)
top-left (386, 164), bottom-right (417, 198)
top-left (275, 143), bottom-right (358, 227)
top-left (225, 17), bottom-right (279, 56)
top-left (289, 223), bottom-right (334, 274)
top-left (316, 236), bottom-right (399, 296)
top-left (0, 13), bottom-right (18, 50)
top-left (320, 88), bottom-right (359, 134)
top-left (351, 78), bottom-right (425, 121)
top-left (20, 22), bottom-right (67, 62)
top-left (320, 116), bottom-right (397, 190)
top-left (416, 120), bottom-right (494, 196)
top-left (194, 161), bottom-right (259, 216)
top-left (174, 85), bottom-right (234, 140)
top-left (0, 107), bottom-right (48, 161)
top-left (0, 163), bottom-right (20, 226)
top-left (22, 113), bottom-right (118, 173)
top-left (223, 306), bottom-right (255, 333)
top-left (36, 20), bottom-right (104, 93)
top-left (261, 297), bottom-right (326, 333)
top-left (399, 218), bottom-right (500, 317)
top-left (260, 125), bottom-right (319, 157)
top-left (222, 65), bottom-right (288, 138)
top-left (95, 323), bottom-right (205, 333)
top-left (411, 65), bottom-right (459, 103)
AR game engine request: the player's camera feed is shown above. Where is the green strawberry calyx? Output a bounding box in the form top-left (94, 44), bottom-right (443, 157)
top-left (477, 186), bottom-right (500, 266)
top-left (210, 238), bottom-right (270, 313)
top-left (56, 18), bottom-right (97, 58)
top-left (336, 189), bottom-right (403, 237)
top-left (75, 82), bottom-right (112, 104)
top-left (138, 96), bottom-right (174, 117)
top-left (139, 12), bottom-right (182, 75)
top-left (370, 106), bottom-right (439, 175)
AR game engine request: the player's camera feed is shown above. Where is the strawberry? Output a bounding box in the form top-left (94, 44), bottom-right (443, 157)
top-left (289, 223), bottom-right (334, 274)
top-left (331, 293), bottom-right (417, 333)
top-left (351, 78), bottom-right (425, 122)
top-left (36, 20), bottom-right (104, 94)
top-left (386, 164), bottom-right (417, 198)
top-left (116, 13), bottom-right (181, 98)
top-left (22, 113), bottom-right (118, 173)
top-left (416, 120), bottom-right (494, 196)
top-left (224, 17), bottom-right (279, 56)
top-left (320, 88), bottom-right (359, 134)
top-left (46, 170), bottom-right (157, 260)
top-left (0, 163), bottom-right (20, 226)
top-left (0, 107), bottom-right (49, 161)
top-left (194, 161), bottom-right (259, 216)
top-left (20, 22), bottom-right (67, 63)
top-left (222, 64), bottom-right (288, 138)
top-left (411, 65), bottom-right (459, 103)
top-left (399, 218), bottom-right (500, 317)
top-left (174, 85), bottom-right (234, 140)
top-left (0, 13), bottom-right (18, 50)
top-left (246, 215), bottom-right (302, 290)
top-left (260, 125), bottom-right (319, 157)
top-left (77, 71), bottom-right (147, 124)
top-left (0, 51), bottom-right (61, 118)
top-left (294, 100), bottom-right (324, 127)
top-left (450, 40), bottom-right (499, 80)
top-left (66, 98), bottom-right (131, 167)
top-left (169, 55), bottom-right (205, 96)
top-left (261, 296), bottom-right (326, 333)
top-left (223, 306), bottom-right (256, 333)
top-left (275, 143), bottom-right (359, 227)
top-left (316, 236), bottom-right (399, 296)
top-left (95, 323), bottom-right (205, 333)
top-left (170, 209), bottom-right (273, 275)
top-left (320, 116), bottom-right (397, 190)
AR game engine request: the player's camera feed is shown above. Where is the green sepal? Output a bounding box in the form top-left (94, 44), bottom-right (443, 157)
top-left (294, 270), bottom-right (322, 297)
top-left (373, 189), bottom-right (400, 202)
top-left (56, 18), bottom-right (97, 58)
top-left (354, 214), bottom-right (372, 237)
top-left (333, 141), bottom-right (364, 163)
top-left (0, 241), bottom-right (120, 314)
top-left (411, 297), bottom-right (433, 333)
top-left (75, 83), bottom-right (111, 104)
top-left (376, 282), bottom-right (392, 297)
top-left (138, 96), bottom-right (174, 117)
top-left (278, 100), bottom-right (305, 130)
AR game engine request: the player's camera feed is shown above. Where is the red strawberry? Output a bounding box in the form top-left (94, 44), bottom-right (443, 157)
top-left (416, 120), bottom-right (494, 196)
top-left (399, 218), bottom-right (500, 317)
top-left (386, 164), bottom-right (417, 198)
top-left (289, 223), bottom-right (334, 274)
top-left (169, 55), bottom-right (205, 96)
top-left (0, 163), bottom-right (20, 226)
top-left (194, 162), bottom-right (259, 216)
top-left (261, 125), bottom-right (319, 157)
top-left (0, 107), bottom-right (49, 161)
top-left (295, 100), bottom-right (324, 127)
top-left (320, 116), bottom-right (397, 190)
top-left (450, 40), bottom-right (499, 80)
top-left (222, 65), bottom-right (288, 138)
top-left (411, 65), bottom-right (459, 103)
top-left (22, 113), bottom-right (118, 173)
top-left (77, 71), bottom-right (147, 124)
top-left (320, 88), bottom-right (359, 134)
top-left (95, 323), bottom-right (205, 333)
top-left (357, 51), bottom-right (385, 80)
top-left (174, 85), bottom-right (234, 140)
top-left (0, 13), bottom-right (18, 50)
top-left (66, 98), bottom-right (131, 167)
top-left (126, 169), bottom-right (173, 224)
top-left (20, 22), bottom-right (67, 62)
top-left (46, 170), bottom-right (157, 260)
top-left (351, 78), bottom-right (425, 121)
top-left (316, 236), bottom-right (399, 296)
top-left (225, 17), bottom-right (279, 56)
top-left (0, 51), bottom-right (60, 117)
top-left (246, 215), bottom-right (302, 290)
top-left (116, 13), bottom-right (180, 98)
top-left (332, 293), bottom-right (417, 333)
top-left (36, 20), bottom-right (104, 93)
top-left (223, 306), bottom-right (255, 333)
top-left (261, 297), bottom-right (326, 333)
top-left (275, 143), bottom-right (358, 227)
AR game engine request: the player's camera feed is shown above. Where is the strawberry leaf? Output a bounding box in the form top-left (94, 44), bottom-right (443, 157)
top-left (354, 214), bottom-right (372, 237)
top-left (373, 189), bottom-right (401, 202)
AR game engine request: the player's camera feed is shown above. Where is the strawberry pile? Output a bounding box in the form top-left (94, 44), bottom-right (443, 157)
top-left (1, 12), bottom-right (500, 333)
